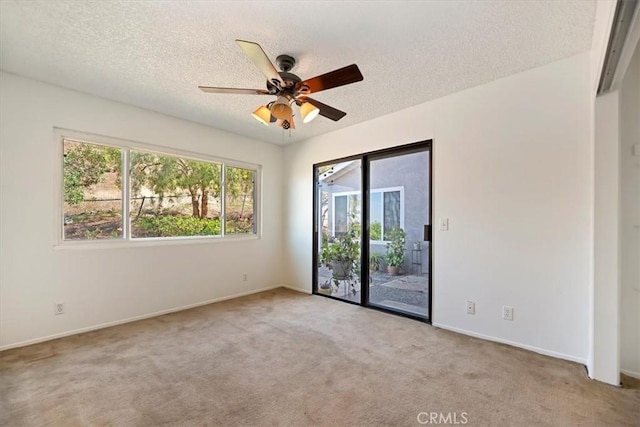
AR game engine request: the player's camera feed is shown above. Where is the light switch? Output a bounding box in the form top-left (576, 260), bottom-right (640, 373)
top-left (439, 218), bottom-right (449, 231)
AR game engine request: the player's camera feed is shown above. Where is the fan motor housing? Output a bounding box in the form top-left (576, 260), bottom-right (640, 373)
top-left (276, 55), bottom-right (296, 72)
top-left (267, 71), bottom-right (301, 94)
top-left (264, 55), bottom-right (301, 94)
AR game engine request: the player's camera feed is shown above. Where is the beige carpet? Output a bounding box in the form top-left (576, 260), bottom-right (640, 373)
top-left (1, 289), bottom-right (638, 426)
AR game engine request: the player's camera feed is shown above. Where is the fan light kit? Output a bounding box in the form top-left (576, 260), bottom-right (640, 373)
top-left (199, 40), bottom-right (364, 130)
top-left (300, 101), bottom-right (320, 123)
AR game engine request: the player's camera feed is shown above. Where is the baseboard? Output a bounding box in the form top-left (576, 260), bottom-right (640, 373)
top-left (281, 284), bottom-right (312, 294)
top-left (0, 285), bottom-right (282, 352)
top-left (432, 322), bottom-right (588, 365)
top-left (621, 369), bottom-right (640, 379)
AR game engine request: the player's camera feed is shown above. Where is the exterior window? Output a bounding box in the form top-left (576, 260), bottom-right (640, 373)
top-left (334, 195), bottom-right (349, 235)
top-left (332, 187), bottom-right (403, 241)
top-left (63, 140), bottom-right (123, 240)
top-left (224, 166), bottom-right (256, 234)
top-left (382, 190), bottom-right (401, 240)
top-left (332, 193), bottom-right (361, 237)
top-left (60, 135), bottom-right (259, 243)
top-left (129, 151), bottom-right (222, 238)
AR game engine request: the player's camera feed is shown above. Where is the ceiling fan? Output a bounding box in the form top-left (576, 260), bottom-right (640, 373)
top-left (199, 40), bottom-right (364, 130)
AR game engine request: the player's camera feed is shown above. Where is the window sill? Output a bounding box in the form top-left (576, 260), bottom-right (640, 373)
top-left (53, 234), bottom-right (260, 250)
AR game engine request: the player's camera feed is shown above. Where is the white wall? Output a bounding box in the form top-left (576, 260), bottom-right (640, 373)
top-left (619, 40), bottom-right (640, 378)
top-left (284, 53), bottom-right (592, 363)
top-left (0, 72), bottom-right (284, 350)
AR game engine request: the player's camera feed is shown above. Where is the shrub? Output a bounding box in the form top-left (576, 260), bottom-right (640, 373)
top-left (370, 221), bottom-right (382, 240)
top-left (386, 228), bottom-right (406, 267)
top-left (369, 252), bottom-right (385, 271)
top-left (134, 215), bottom-right (221, 237)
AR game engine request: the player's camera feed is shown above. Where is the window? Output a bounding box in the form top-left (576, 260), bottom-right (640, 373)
top-left (225, 166), bottom-right (256, 234)
top-left (63, 140), bottom-right (123, 240)
top-left (333, 192), bottom-right (361, 236)
top-left (331, 187), bottom-right (403, 241)
top-left (60, 133), bottom-right (259, 243)
top-left (129, 151), bottom-right (223, 238)
top-left (371, 188), bottom-right (403, 241)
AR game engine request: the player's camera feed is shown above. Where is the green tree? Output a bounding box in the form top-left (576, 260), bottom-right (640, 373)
top-left (226, 166), bottom-right (255, 218)
top-left (370, 221), bottom-right (382, 240)
top-left (176, 158), bottom-right (221, 218)
top-left (63, 142), bottom-right (120, 205)
top-left (130, 152), bottom-right (221, 219)
top-left (130, 152), bottom-right (177, 214)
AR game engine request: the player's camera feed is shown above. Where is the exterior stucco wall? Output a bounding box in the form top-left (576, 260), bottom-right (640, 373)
top-left (323, 151), bottom-right (430, 273)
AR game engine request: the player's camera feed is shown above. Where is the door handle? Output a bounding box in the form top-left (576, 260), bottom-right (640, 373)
top-left (423, 225), bottom-right (431, 242)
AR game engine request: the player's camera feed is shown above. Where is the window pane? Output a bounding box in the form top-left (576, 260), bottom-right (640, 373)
top-left (63, 140), bottom-right (123, 240)
top-left (334, 195), bottom-right (348, 236)
top-left (348, 194), bottom-right (361, 219)
top-left (225, 166), bottom-right (256, 234)
top-left (383, 191), bottom-right (401, 240)
top-left (129, 151), bottom-right (222, 238)
top-left (348, 193), bottom-right (361, 236)
top-left (370, 192), bottom-right (382, 240)
top-left (316, 160), bottom-right (362, 303)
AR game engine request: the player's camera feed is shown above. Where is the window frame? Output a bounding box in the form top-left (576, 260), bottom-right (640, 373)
top-left (330, 186), bottom-right (404, 243)
top-left (54, 128), bottom-right (261, 248)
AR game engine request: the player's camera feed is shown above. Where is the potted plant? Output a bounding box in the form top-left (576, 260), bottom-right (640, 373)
top-left (386, 228), bottom-right (406, 276)
top-left (369, 252), bottom-right (384, 272)
top-left (318, 281), bottom-right (333, 295)
top-left (320, 229), bottom-right (360, 281)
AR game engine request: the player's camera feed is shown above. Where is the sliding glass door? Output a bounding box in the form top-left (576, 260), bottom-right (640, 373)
top-left (313, 141), bottom-right (432, 321)
top-left (315, 160), bottom-right (362, 302)
top-left (366, 150), bottom-right (430, 318)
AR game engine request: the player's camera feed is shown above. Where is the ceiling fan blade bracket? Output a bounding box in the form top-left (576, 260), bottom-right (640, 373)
top-left (270, 78), bottom-right (282, 89)
top-left (297, 85), bottom-right (311, 95)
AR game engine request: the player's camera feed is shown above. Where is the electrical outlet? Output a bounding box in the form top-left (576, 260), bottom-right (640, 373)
top-left (502, 306), bottom-right (513, 321)
top-left (54, 302), bottom-right (65, 315)
top-left (242, 273), bottom-right (248, 282)
top-left (466, 301), bottom-right (475, 315)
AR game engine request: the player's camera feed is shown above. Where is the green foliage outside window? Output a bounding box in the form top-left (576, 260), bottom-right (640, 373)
top-left (386, 227), bottom-right (406, 267)
top-left (62, 138), bottom-right (257, 240)
top-left (130, 151), bottom-right (222, 220)
top-left (370, 221), bottom-right (382, 241)
top-left (135, 216), bottom-right (221, 237)
top-left (63, 142), bottom-right (120, 205)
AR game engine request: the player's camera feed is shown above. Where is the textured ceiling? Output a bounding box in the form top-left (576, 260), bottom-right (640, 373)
top-left (0, 1), bottom-right (596, 145)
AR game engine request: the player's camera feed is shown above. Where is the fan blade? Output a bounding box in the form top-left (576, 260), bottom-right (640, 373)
top-left (298, 97), bottom-right (347, 121)
top-left (198, 86), bottom-right (270, 95)
top-left (236, 40), bottom-right (283, 88)
top-left (296, 64), bottom-right (363, 95)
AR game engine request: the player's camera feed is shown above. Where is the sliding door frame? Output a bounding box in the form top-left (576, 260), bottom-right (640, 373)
top-left (312, 153), bottom-right (362, 307)
top-left (312, 140), bottom-right (433, 322)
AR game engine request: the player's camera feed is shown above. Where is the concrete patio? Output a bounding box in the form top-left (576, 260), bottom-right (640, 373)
top-left (317, 267), bottom-right (429, 317)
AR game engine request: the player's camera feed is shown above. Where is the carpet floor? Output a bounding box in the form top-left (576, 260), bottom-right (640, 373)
top-left (1, 288), bottom-right (638, 426)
